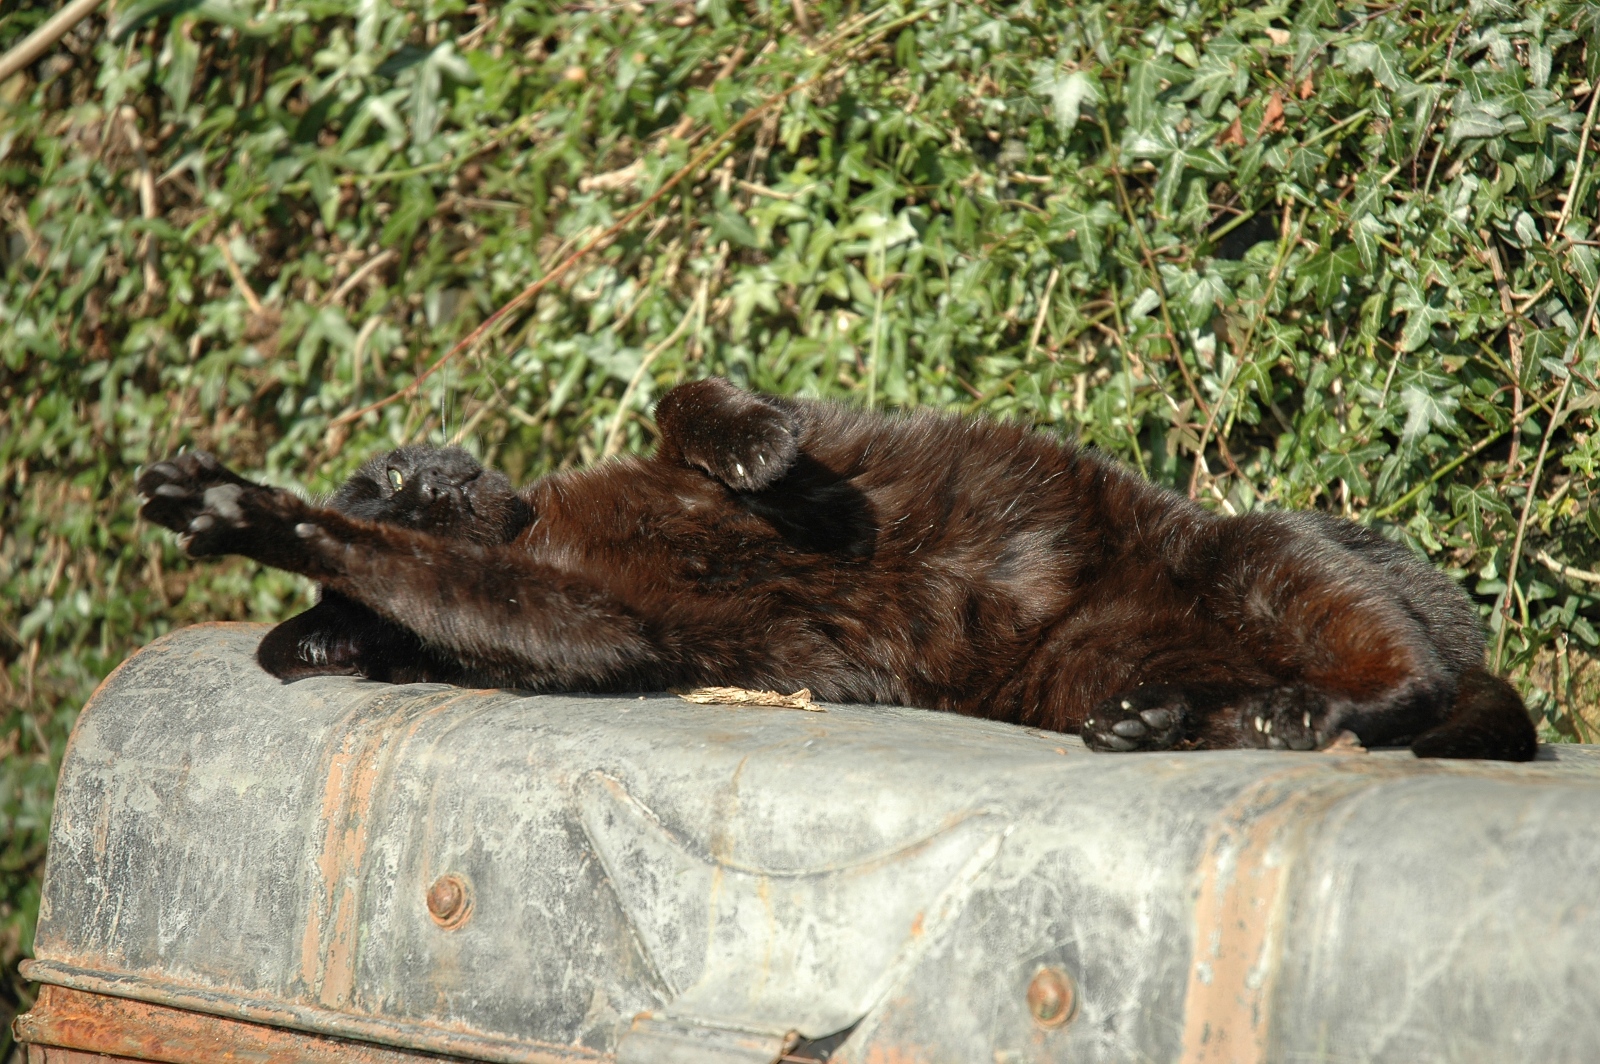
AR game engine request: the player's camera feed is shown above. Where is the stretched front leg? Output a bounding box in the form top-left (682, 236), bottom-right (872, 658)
top-left (654, 378), bottom-right (800, 491)
top-left (139, 453), bottom-right (664, 691)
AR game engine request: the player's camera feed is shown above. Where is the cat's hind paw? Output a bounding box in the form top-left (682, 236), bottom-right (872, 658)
top-left (694, 401), bottom-right (799, 492)
top-left (739, 418), bottom-right (797, 490)
top-left (1082, 685), bottom-right (1188, 752)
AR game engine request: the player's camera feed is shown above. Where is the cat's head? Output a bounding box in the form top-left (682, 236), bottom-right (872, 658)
top-left (330, 446), bottom-right (531, 543)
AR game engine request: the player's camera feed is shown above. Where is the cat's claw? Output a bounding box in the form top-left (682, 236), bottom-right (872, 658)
top-left (1237, 686), bottom-right (1325, 751)
top-left (1082, 685), bottom-right (1188, 753)
top-left (705, 404), bottom-right (799, 492)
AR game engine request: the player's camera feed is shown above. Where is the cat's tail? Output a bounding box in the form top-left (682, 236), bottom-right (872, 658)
top-left (1409, 667), bottom-right (1537, 762)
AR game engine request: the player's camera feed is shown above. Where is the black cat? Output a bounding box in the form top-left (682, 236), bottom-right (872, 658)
top-left (138, 377), bottom-right (1537, 760)
top-left (253, 445), bottom-right (529, 685)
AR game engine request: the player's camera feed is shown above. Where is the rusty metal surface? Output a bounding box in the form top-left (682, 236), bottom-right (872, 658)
top-left (27, 623), bottom-right (1600, 1064)
top-left (15, 984), bottom-right (478, 1064)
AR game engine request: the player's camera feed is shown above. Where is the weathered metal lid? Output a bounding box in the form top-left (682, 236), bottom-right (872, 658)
top-left (24, 623), bottom-right (1600, 1062)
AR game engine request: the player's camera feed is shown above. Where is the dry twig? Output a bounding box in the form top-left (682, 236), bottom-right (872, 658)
top-left (677, 686), bottom-right (822, 711)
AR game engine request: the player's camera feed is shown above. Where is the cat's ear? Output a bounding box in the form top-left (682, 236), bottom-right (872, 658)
top-left (654, 378), bottom-right (799, 491)
top-left (328, 452), bottom-right (398, 518)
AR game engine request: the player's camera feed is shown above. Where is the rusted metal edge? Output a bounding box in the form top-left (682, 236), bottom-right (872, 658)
top-left (24, 1044), bottom-right (128, 1064)
top-left (20, 961), bottom-right (609, 1064)
top-left (15, 984), bottom-right (487, 1064)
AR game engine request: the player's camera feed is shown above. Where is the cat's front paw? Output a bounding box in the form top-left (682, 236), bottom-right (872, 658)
top-left (691, 401), bottom-right (799, 492)
top-left (1083, 685), bottom-right (1188, 752)
top-left (137, 452), bottom-right (275, 556)
top-left (656, 379), bottom-right (801, 491)
top-left (1236, 687), bottom-right (1325, 751)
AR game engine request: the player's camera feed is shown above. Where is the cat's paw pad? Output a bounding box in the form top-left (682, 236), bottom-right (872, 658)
top-left (692, 403), bottom-right (799, 492)
top-left (137, 452), bottom-right (266, 556)
top-left (1083, 685), bottom-right (1188, 752)
top-left (1237, 687), bottom-right (1325, 751)
top-left (138, 452), bottom-right (240, 527)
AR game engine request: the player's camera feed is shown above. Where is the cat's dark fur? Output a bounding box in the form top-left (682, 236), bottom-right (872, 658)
top-left (137, 378), bottom-right (1537, 760)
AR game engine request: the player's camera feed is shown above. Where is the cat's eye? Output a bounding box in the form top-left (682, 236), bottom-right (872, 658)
top-left (387, 468), bottom-right (404, 491)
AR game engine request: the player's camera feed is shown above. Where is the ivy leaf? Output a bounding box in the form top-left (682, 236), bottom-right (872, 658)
top-left (712, 206), bottom-right (761, 250)
top-left (729, 270), bottom-right (780, 339)
top-left (111, 0), bottom-right (202, 41)
top-left (1511, 211), bottom-right (1542, 247)
top-left (1448, 94), bottom-right (1514, 146)
top-left (1128, 287), bottom-right (1161, 320)
top-left (161, 19), bottom-right (201, 112)
top-left (1392, 280), bottom-right (1451, 352)
top-left (1034, 68), bottom-right (1101, 133)
top-left (381, 177), bottom-right (435, 248)
top-left (1160, 264), bottom-right (1232, 325)
top-left (1053, 200), bottom-right (1118, 272)
top-left (1174, 48), bottom-right (1247, 117)
top-left (1125, 57), bottom-right (1185, 131)
top-left (1318, 444), bottom-right (1386, 497)
top-left (1352, 215), bottom-right (1386, 272)
top-left (1567, 243), bottom-right (1599, 291)
top-left (1341, 40), bottom-right (1405, 90)
top-left (1296, 244), bottom-right (1363, 308)
top-left (1448, 483), bottom-right (1512, 542)
top-left (411, 42), bottom-right (477, 145)
top-left (1400, 382), bottom-right (1460, 444)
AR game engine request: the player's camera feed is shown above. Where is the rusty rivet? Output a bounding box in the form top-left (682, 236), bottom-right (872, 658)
top-left (426, 874), bottom-right (472, 929)
top-left (1026, 967), bottom-right (1076, 1028)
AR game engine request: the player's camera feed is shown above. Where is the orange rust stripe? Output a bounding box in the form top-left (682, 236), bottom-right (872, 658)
top-left (15, 985), bottom-right (479, 1064)
top-left (28, 1045), bottom-right (146, 1064)
top-left (1176, 760), bottom-right (1411, 1064)
top-left (20, 962), bottom-right (608, 1064)
top-left (302, 690), bottom-right (490, 1008)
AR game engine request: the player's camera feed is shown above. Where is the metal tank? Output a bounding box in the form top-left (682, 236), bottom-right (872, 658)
top-left (14, 622), bottom-right (1600, 1063)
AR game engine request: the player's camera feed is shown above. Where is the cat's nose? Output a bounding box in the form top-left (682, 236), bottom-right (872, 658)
top-left (418, 467), bottom-right (480, 499)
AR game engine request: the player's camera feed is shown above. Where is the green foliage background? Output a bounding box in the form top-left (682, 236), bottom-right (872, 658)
top-left (2, 0), bottom-right (1599, 1036)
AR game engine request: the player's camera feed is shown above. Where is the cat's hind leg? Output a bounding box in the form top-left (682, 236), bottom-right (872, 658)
top-left (256, 597), bottom-right (367, 680)
top-left (1210, 515), bottom-right (1461, 753)
top-left (654, 377), bottom-right (799, 491)
top-left (257, 590), bottom-right (454, 684)
top-left (1233, 670), bottom-right (1537, 760)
